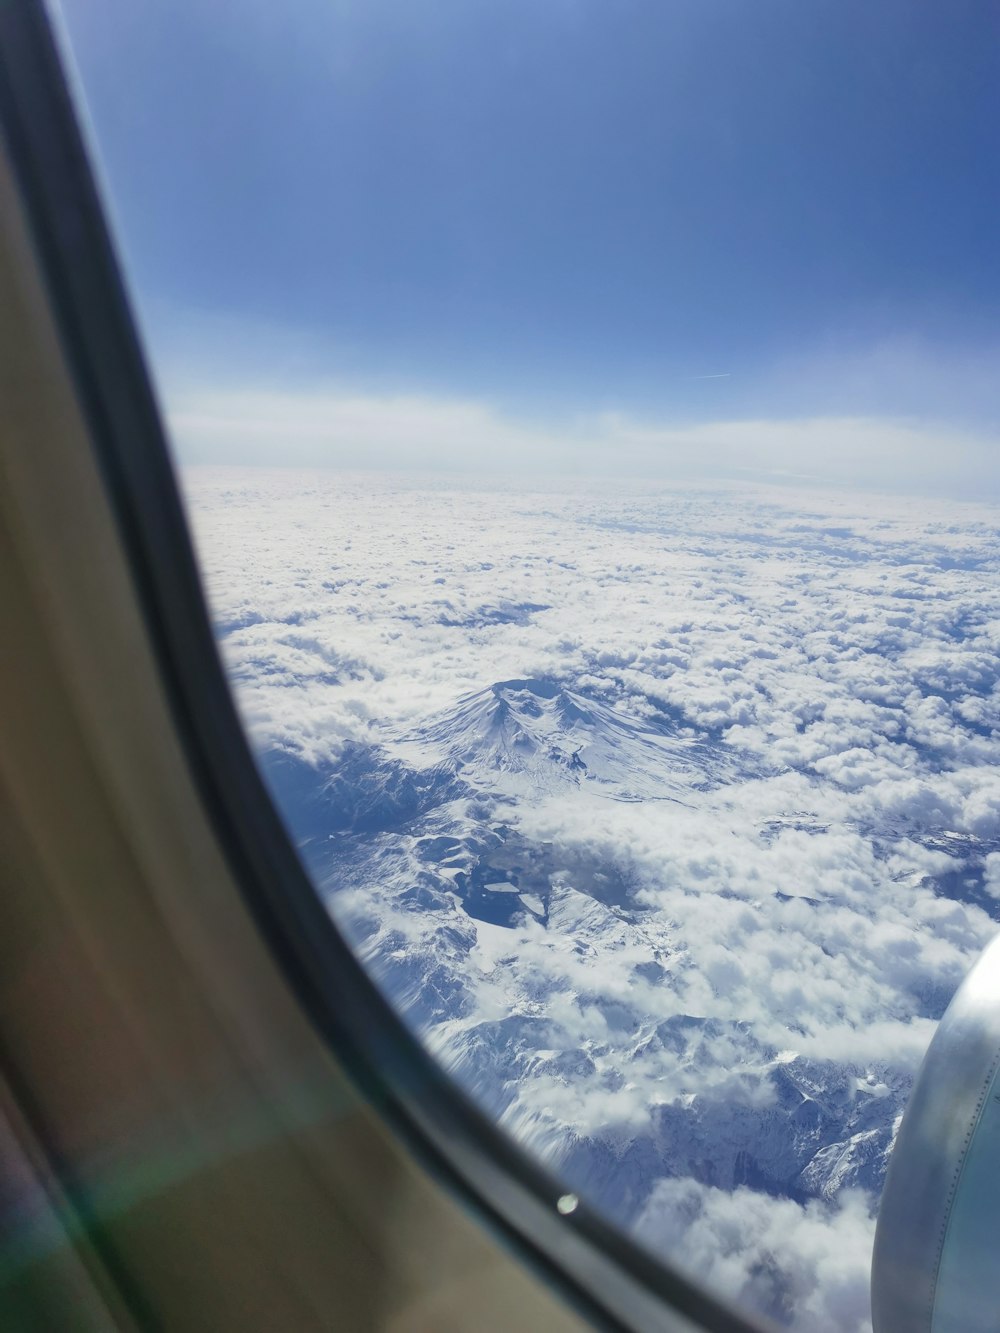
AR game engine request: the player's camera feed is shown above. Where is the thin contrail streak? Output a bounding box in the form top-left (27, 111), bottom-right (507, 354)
top-left (692, 373), bottom-right (732, 379)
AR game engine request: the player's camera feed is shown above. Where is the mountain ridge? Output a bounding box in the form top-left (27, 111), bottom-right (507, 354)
top-left (393, 675), bottom-right (729, 799)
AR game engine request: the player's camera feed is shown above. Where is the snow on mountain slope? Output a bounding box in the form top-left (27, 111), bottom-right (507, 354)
top-left (302, 788), bottom-right (912, 1233)
top-left (281, 677), bottom-right (935, 1221)
top-left (262, 663), bottom-right (997, 1333)
top-left (393, 676), bottom-right (739, 799)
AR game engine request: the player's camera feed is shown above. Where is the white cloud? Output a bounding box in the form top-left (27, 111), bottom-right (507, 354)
top-left (635, 1180), bottom-right (876, 1333)
top-left (181, 465), bottom-right (1000, 1329)
top-left (168, 386), bottom-right (1000, 498)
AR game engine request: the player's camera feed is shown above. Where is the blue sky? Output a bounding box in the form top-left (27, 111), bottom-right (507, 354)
top-left (58, 0), bottom-right (999, 484)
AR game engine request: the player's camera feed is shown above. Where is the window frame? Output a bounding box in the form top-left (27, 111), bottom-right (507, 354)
top-left (0, 5), bottom-right (765, 1330)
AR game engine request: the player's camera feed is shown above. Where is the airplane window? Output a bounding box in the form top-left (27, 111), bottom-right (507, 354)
top-left (50, 1), bottom-right (1000, 1329)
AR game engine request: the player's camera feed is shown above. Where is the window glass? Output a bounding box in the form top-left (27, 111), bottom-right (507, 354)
top-left (55, 3), bottom-right (1000, 1329)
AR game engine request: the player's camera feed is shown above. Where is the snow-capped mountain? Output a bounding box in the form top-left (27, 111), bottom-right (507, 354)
top-left (393, 676), bottom-right (738, 799)
top-left (261, 672), bottom-right (982, 1265)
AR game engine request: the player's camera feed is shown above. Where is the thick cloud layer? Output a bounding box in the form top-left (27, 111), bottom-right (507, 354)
top-left (183, 466), bottom-right (1000, 1330)
top-left (637, 1181), bottom-right (876, 1332)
